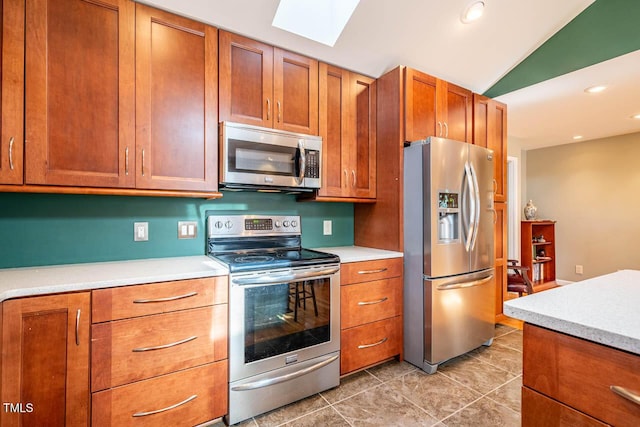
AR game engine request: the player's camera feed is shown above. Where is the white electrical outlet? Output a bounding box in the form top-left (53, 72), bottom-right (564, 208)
top-left (178, 221), bottom-right (198, 239)
top-left (575, 265), bottom-right (583, 274)
top-left (323, 220), bottom-right (332, 236)
top-left (134, 222), bottom-right (148, 242)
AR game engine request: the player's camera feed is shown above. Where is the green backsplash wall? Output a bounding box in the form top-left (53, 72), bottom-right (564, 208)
top-left (0, 192), bottom-right (354, 269)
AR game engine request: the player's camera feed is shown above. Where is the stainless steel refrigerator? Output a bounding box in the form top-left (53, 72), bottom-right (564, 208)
top-left (403, 137), bottom-right (495, 374)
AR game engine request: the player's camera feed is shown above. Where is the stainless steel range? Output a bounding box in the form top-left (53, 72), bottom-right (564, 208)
top-left (206, 214), bottom-right (341, 425)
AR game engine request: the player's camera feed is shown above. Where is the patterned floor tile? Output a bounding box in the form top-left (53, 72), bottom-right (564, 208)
top-left (487, 376), bottom-right (522, 413)
top-left (252, 394), bottom-right (328, 427)
top-left (494, 329), bottom-right (523, 352)
top-left (321, 370), bottom-right (382, 404)
top-left (467, 342), bottom-right (522, 375)
top-left (282, 407), bottom-right (351, 427)
top-left (441, 396), bottom-right (520, 427)
top-left (438, 355), bottom-right (517, 395)
top-left (365, 359), bottom-right (418, 382)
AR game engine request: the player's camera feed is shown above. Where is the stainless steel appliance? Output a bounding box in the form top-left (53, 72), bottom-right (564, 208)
top-left (207, 214), bottom-right (340, 425)
top-left (219, 122), bottom-right (322, 192)
top-left (403, 137), bottom-right (495, 374)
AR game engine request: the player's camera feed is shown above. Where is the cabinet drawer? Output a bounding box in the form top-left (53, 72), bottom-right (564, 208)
top-left (92, 361), bottom-right (228, 427)
top-left (522, 387), bottom-right (608, 427)
top-left (92, 276), bottom-right (227, 323)
top-left (523, 324), bottom-right (640, 427)
top-left (92, 305), bottom-right (227, 391)
top-left (341, 258), bottom-right (402, 285)
top-left (341, 316), bottom-right (401, 375)
top-left (341, 277), bottom-right (401, 329)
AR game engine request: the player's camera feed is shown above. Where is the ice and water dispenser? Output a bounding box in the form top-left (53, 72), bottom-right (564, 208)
top-left (438, 192), bottom-right (459, 242)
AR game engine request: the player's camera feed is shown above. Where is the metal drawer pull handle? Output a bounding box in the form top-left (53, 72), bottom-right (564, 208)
top-left (232, 354), bottom-right (339, 391)
top-left (358, 297), bottom-right (388, 306)
top-left (443, 121), bottom-right (449, 138)
top-left (132, 394), bottom-right (197, 417)
top-left (75, 309), bottom-right (81, 346)
top-left (132, 335), bottom-right (197, 352)
top-left (611, 385), bottom-right (640, 406)
top-left (358, 337), bottom-right (388, 349)
top-left (277, 100), bottom-right (281, 123)
top-left (141, 149), bottom-right (146, 176)
top-left (133, 291), bottom-right (198, 304)
top-left (125, 147), bottom-right (129, 175)
top-left (9, 137), bottom-right (15, 170)
top-left (352, 170), bottom-right (356, 187)
top-left (266, 98), bottom-right (271, 120)
top-left (358, 268), bottom-right (387, 275)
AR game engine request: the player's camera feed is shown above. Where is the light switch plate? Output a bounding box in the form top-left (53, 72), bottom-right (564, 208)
top-left (134, 222), bottom-right (148, 242)
top-left (323, 220), bottom-right (332, 236)
top-left (178, 221), bottom-right (198, 239)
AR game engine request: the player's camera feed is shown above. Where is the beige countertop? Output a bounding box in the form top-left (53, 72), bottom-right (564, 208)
top-left (0, 256), bottom-right (228, 302)
top-left (313, 246), bottom-right (403, 263)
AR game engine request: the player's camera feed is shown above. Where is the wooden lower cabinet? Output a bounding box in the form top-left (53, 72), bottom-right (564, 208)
top-left (340, 258), bottom-right (403, 375)
top-left (90, 277), bottom-right (229, 426)
top-left (92, 361), bottom-right (227, 427)
top-left (523, 324), bottom-right (640, 426)
top-left (1, 292), bottom-right (91, 427)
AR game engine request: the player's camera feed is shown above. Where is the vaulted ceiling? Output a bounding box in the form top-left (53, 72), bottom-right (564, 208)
top-left (141, 0), bottom-right (640, 150)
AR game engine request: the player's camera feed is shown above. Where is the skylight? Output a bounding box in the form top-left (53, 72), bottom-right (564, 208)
top-left (272, 0), bottom-right (360, 47)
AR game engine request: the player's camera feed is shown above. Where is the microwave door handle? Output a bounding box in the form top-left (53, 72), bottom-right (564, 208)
top-left (296, 139), bottom-right (306, 185)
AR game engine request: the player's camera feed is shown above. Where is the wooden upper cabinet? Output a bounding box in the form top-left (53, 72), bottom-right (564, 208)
top-left (1, 292), bottom-right (90, 427)
top-left (317, 63), bottom-right (375, 200)
top-left (25, 0), bottom-right (135, 188)
top-left (474, 94), bottom-right (507, 202)
top-left (135, 4), bottom-right (218, 192)
top-left (219, 31), bottom-right (318, 135)
top-left (404, 67), bottom-right (472, 143)
top-left (0, 0), bottom-right (24, 185)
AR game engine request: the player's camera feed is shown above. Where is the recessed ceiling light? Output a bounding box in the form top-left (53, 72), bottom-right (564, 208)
top-left (632, 114), bottom-right (640, 120)
top-left (573, 135), bottom-right (583, 140)
top-left (272, 0), bottom-right (360, 47)
top-left (584, 85), bottom-right (607, 94)
top-left (461, 1), bottom-right (485, 24)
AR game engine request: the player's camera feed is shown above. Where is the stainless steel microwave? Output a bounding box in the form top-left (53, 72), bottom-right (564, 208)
top-left (219, 122), bottom-right (322, 192)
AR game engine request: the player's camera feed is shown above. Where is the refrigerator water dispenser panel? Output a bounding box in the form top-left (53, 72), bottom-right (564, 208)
top-left (438, 192), bottom-right (459, 243)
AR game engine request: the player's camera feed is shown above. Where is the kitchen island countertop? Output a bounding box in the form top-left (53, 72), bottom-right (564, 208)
top-left (504, 269), bottom-right (640, 355)
top-left (313, 246), bottom-right (403, 264)
top-left (0, 256), bottom-right (228, 302)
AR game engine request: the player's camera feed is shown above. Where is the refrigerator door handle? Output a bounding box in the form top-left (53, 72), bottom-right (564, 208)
top-left (436, 275), bottom-right (493, 290)
top-left (469, 162), bottom-right (481, 250)
top-left (463, 161), bottom-right (475, 252)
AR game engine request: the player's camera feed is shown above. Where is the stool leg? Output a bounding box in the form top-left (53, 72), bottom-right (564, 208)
top-left (309, 281), bottom-right (318, 317)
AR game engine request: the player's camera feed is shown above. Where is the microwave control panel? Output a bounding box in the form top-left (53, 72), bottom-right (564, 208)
top-left (305, 150), bottom-right (320, 178)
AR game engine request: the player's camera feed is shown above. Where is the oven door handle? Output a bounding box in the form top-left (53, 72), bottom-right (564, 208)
top-left (232, 267), bottom-right (339, 286)
top-left (231, 353), bottom-right (339, 391)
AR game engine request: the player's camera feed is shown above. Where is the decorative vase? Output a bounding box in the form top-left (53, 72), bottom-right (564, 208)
top-left (524, 200), bottom-right (537, 220)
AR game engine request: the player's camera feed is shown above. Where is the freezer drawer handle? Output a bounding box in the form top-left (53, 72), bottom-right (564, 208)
top-left (357, 268), bottom-right (387, 275)
top-left (358, 337), bottom-right (388, 349)
top-left (611, 386), bottom-right (640, 406)
top-left (231, 353), bottom-right (339, 391)
top-left (132, 394), bottom-right (197, 417)
top-left (133, 291), bottom-right (198, 304)
top-left (436, 275), bottom-right (493, 291)
top-left (132, 335), bottom-right (197, 352)
top-left (358, 297), bottom-right (388, 306)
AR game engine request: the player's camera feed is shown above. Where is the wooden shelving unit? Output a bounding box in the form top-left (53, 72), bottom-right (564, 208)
top-left (521, 220), bottom-right (557, 287)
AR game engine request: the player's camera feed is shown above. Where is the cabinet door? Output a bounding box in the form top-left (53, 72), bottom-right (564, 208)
top-left (349, 73), bottom-right (376, 198)
top-left (404, 67), bottom-right (437, 143)
top-left (273, 48), bottom-right (318, 135)
top-left (472, 93), bottom-right (489, 148)
top-left (135, 5), bottom-right (217, 191)
top-left (438, 79), bottom-right (472, 143)
top-left (0, 0), bottom-right (24, 185)
top-left (494, 202), bottom-right (507, 316)
top-left (318, 63), bottom-right (350, 197)
top-left (1, 292), bottom-right (90, 427)
top-left (25, 0), bottom-right (135, 188)
top-left (219, 31), bottom-right (273, 128)
top-left (490, 99), bottom-right (507, 202)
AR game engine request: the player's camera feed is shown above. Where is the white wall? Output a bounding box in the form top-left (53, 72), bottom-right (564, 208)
top-left (525, 132), bottom-right (640, 280)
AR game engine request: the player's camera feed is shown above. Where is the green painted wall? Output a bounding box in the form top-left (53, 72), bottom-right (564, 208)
top-left (0, 192), bottom-right (353, 269)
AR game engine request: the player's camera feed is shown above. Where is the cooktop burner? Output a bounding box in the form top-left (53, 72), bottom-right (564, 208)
top-left (211, 248), bottom-right (338, 273)
top-left (234, 255), bottom-right (275, 263)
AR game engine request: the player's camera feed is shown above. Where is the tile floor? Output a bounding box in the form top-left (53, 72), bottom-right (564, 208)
top-left (216, 324), bottom-right (522, 427)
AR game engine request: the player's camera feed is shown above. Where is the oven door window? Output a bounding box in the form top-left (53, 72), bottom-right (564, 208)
top-left (228, 139), bottom-right (298, 176)
top-left (244, 278), bottom-right (331, 364)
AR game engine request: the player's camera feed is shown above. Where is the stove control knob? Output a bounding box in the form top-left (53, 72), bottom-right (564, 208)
top-left (214, 221), bottom-right (224, 229)
top-left (283, 220), bottom-right (290, 228)
top-left (225, 220), bottom-right (233, 229)
top-left (275, 220), bottom-right (282, 228)
top-left (291, 220), bottom-right (298, 228)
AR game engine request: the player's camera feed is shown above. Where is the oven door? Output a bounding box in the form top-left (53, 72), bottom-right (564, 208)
top-left (228, 264), bottom-right (340, 382)
top-left (220, 121), bottom-right (321, 189)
